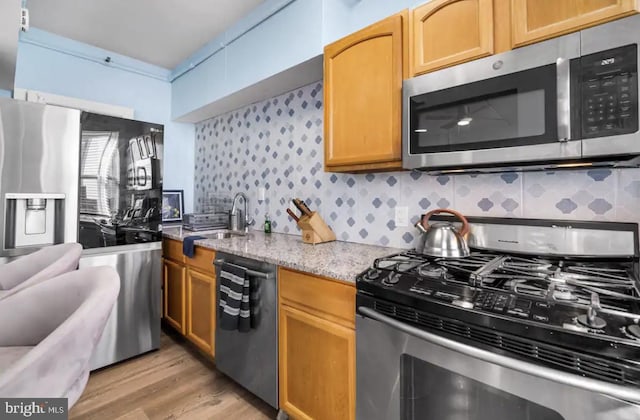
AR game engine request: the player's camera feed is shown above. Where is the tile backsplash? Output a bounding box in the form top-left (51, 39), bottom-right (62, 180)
top-left (194, 81), bottom-right (640, 249)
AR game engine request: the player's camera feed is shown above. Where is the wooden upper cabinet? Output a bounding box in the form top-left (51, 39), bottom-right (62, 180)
top-left (512, 0), bottom-right (639, 47)
top-left (324, 11), bottom-right (408, 172)
top-left (411, 0), bottom-right (495, 76)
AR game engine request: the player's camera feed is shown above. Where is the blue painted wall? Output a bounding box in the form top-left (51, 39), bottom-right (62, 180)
top-left (172, 0), bottom-right (426, 119)
top-left (0, 89), bottom-right (10, 97)
top-left (14, 29), bottom-right (194, 212)
top-left (323, 0), bottom-right (425, 44)
top-left (172, 0), bottom-right (323, 119)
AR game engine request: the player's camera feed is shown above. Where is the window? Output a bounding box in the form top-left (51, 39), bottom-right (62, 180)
top-left (80, 131), bottom-right (120, 217)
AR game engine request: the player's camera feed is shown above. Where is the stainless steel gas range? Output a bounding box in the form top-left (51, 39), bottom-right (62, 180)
top-left (356, 216), bottom-right (640, 420)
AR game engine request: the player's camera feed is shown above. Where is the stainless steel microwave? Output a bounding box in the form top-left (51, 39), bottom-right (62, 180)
top-left (403, 14), bottom-right (640, 172)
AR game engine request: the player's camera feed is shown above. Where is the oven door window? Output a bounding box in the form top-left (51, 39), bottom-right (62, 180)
top-left (400, 355), bottom-right (564, 420)
top-left (409, 64), bottom-right (557, 154)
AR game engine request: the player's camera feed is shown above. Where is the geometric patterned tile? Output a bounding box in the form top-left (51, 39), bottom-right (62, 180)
top-left (452, 172), bottom-right (523, 217)
top-left (522, 170), bottom-right (617, 221)
top-left (194, 81), bottom-right (640, 250)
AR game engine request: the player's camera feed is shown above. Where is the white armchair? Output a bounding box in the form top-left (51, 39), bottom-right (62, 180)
top-left (0, 266), bottom-right (120, 407)
top-left (0, 243), bottom-right (83, 299)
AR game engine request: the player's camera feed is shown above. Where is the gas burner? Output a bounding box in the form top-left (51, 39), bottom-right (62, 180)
top-left (577, 314), bottom-right (607, 329)
top-left (503, 279), bottom-right (547, 298)
top-left (374, 254), bottom-right (425, 272)
top-left (417, 263), bottom-right (448, 279)
top-left (625, 324), bottom-right (640, 339)
top-left (553, 287), bottom-right (579, 302)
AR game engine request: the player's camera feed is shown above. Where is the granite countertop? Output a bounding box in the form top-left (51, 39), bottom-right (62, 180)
top-left (162, 226), bottom-right (403, 283)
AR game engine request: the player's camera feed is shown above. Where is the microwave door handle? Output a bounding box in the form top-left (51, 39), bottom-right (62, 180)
top-left (556, 57), bottom-right (571, 142)
top-left (358, 306), bottom-right (640, 404)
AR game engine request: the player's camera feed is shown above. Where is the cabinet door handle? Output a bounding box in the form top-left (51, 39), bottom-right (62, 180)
top-left (556, 57), bottom-right (571, 142)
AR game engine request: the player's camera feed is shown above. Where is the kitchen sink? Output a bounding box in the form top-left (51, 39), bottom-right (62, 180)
top-left (201, 230), bottom-right (245, 240)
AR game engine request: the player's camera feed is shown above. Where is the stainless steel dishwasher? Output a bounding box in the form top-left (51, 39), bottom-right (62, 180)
top-left (214, 252), bottom-right (278, 409)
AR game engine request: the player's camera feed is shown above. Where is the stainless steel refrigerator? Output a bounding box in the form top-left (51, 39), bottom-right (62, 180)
top-left (0, 98), bottom-right (162, 370)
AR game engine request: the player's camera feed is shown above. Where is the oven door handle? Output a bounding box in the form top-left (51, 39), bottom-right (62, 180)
top-left (358, 306), bottom-right (640, 404)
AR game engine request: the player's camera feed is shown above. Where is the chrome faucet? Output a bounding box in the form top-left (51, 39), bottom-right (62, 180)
top-left (231, 192), bottom-right (255, 233)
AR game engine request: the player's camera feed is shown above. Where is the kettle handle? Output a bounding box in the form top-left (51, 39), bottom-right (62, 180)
top-left (421, 208), bottom-right (470, 236)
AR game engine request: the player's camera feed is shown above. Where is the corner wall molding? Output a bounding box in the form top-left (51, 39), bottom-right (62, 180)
top-left (19, 28), bottom-right (172, 82)
top-left (169, 0), bottom-right (297, 82)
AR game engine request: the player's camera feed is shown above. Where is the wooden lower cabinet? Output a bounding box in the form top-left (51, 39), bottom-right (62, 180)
top-left (279, 305), bottom-right (355, 420)
top-left (163, 258), bottom-right (186, 334)
top-left (186, 268), bottom-right (216, 357)
top-left (162, 239), bottom-right (216, 358)
top-left (278, 268), bottom-right (356, 420)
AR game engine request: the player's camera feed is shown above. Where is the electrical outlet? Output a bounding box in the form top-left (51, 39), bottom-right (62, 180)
top-left (258, 187), bottom-right (266, 202)
top-left (395, 206), bottom-right (409, 227)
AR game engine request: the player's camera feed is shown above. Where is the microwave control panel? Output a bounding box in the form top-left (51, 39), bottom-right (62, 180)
top-left (577, 44), bottom-right (638, 139)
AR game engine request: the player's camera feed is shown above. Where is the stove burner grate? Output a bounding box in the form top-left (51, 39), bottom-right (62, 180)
top-left (367, 250), bottom-right (640, 314)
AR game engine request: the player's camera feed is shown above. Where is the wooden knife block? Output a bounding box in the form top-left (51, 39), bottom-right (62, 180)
top-left (297, 212), bottom-right (336, 245)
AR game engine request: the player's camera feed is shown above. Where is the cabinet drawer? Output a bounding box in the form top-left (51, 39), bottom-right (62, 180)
top-left (186, 246), bottom-right (216, 275)
top-left (162, 239), bottom-right (184, 264)
top-left (279, 268), bottom-right (355, 329)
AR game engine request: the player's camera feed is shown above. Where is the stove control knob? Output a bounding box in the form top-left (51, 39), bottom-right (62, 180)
top-left (365, 268), bottom-right (381, 281)
top-left (386, 273), bottom-right (401, 285)
top-left (577, 293), bottom-right (607, 329)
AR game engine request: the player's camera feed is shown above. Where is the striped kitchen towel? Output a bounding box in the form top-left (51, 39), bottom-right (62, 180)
top-left (219, 262), bottom-right (251, 332)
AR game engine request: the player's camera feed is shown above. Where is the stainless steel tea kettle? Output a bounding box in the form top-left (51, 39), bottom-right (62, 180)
top-left (415, 208), bottom-right (470, 258)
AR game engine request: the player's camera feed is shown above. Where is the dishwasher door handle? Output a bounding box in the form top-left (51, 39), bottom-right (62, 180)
top-left (358, 306), bottom-right (640, 404)
top-left (213, 259), bottom-right (272, 279)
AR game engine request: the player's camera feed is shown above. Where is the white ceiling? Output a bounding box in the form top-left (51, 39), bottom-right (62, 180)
top-left (27, 0), bottom-right (264, 69)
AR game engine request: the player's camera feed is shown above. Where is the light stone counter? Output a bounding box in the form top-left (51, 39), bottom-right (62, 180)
top-left (162, 226), bottom-right (403, 283)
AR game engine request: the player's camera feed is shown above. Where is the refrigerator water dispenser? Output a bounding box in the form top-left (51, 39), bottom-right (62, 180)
top-left (4, 193), bottom-right (66, 249)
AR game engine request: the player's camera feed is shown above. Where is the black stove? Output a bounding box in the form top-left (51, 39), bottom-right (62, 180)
top-left (356, 218), bottom-right (640, 386)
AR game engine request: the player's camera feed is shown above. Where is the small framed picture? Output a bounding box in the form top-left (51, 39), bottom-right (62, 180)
top-left (162, 190), bottom-right (184, 222)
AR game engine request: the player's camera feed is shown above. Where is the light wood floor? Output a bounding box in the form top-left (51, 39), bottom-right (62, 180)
top-left (70, 328), bottom-right (277, 420)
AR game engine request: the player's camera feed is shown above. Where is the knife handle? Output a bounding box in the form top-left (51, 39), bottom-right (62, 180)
top-left (294, 198), bottom-right (312, 216)
top-left (286, 208), bottom-right (300, 223)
